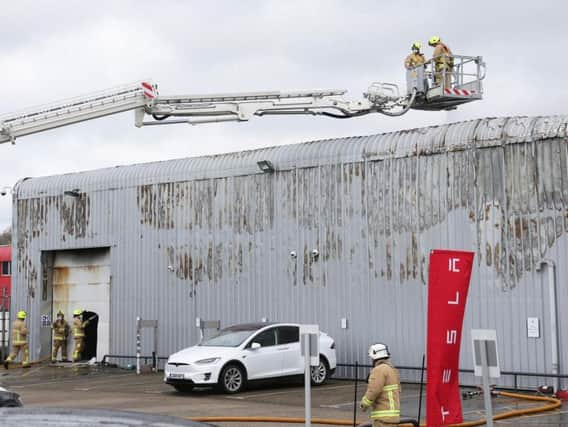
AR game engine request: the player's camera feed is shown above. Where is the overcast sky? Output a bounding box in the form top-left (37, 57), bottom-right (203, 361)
top-left (0, 1), bottom-right (566, 231)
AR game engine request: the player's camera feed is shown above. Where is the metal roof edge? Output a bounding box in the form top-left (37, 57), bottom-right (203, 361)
top-left (13, 114), bottom-right (568, 198)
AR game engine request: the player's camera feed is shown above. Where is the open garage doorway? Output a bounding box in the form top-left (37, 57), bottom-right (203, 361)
top-left (51, 248), bottom-right (110, 361)
top-left (81, 310), bottom-right (99, 361)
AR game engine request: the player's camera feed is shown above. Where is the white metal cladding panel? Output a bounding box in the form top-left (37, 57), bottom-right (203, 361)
top-left (10, 115), bottom-right (568, 388)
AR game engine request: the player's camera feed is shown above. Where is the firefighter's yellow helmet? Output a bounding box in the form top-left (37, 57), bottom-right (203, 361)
top-left (17, 310), bottom-right (26, 320)
top-left (57, 310), bottom-right (64, 317)
top-left (73, 309), bottom-right (83, 316)
top-left (411, 42), bottom-right (421, 50)
top-left (428, 36), bottom-right (440, 46)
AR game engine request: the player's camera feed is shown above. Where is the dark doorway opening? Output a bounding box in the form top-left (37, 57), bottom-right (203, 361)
top-left (82, 310), bottom-right (98, 361)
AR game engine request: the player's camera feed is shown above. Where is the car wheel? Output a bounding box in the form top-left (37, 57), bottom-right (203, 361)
top-left (219, 364), bottom-right (245, 394)
top-left (173, 384), bottom-right (194, 393)
top-left (311, 358), bottom-right (329, 386)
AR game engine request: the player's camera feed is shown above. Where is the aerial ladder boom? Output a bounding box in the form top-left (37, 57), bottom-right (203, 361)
top-left (0, 55), bottom-right (485, 145)
top-left (0, 82), bottom-right (150, 145)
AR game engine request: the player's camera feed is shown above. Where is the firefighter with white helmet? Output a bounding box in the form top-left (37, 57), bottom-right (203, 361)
top-left (360, 343), bottom-right (401, 426)
top-left (3, 310), bottom-right (30, 369)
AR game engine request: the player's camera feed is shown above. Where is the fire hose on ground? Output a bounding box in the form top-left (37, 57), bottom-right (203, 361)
top-left (186, 391), bottom-right (562, 426)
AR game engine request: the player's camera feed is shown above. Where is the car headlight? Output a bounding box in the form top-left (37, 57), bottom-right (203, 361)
top-left (195, 357), bottom-right (221, 365)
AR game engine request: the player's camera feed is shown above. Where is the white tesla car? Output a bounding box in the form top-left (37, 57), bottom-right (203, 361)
top-left (164, 323), bottom-right (337, 393)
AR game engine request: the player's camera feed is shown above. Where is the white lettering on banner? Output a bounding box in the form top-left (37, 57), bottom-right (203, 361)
top-left (448, 291), bottom-right (460, 305)
top-left (446, 330), bottom-right (457, 344)
top-left (448, 258), bottom-right (461, 272)
top-left (442, 369), bottom-right (452, 383)
top-left (441, 406), bottom-right (450, 422)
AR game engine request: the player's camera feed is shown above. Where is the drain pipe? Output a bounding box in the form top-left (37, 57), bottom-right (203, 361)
top-left (536, 259), bottom-right (559, 393)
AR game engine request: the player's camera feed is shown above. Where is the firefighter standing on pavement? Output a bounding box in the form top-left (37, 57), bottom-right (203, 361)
top-left (428, 36), bottom-right (453, 87)
top-left (72, 309), bottom-right (90, 362)
top-left (3, 310), bottom-right (30, 369)
top-left (52, 310), bottom-right (70, 362)
top-left (404, 42), bottom-right (425, 70)
top-left (360, 343), bottom-right (401, 426)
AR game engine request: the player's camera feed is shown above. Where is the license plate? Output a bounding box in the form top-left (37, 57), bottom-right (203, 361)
top-left (169, 373), bottom-right (184, 379)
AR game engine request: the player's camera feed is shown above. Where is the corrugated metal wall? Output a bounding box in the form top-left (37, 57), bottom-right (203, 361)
top-left (11, 115), bottom-right (568, 387)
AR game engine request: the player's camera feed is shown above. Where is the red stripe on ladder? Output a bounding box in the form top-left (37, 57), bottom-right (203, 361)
top-left (141, 82), bottom-right (155, 99)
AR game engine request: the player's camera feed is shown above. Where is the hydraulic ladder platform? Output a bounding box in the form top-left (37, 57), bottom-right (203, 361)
top-left (0, 54), bottom-right (486, 144)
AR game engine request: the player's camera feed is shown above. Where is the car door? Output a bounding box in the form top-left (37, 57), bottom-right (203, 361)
top-left (243, 327), bottom-right (283, 380)
top-left (276, 326), bottom-right (303, 375)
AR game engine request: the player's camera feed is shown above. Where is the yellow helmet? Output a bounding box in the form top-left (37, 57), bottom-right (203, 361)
top-left (73, 309), bottom-right (83, 316)
top-left (411, 42), bottom-right (421, 50)
top-left (57, 310), bottom-right (64, 317)
top-left (428, 36), bottom-right (440, 46)
top-left (17, 310), bottom-right (26, 320)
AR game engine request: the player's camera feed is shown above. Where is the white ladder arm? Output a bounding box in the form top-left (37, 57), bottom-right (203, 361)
top-left (0, 82), bottom-right (154, 144)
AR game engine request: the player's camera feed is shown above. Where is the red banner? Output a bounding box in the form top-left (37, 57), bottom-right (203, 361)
top-left (426, 250), bottom-right (474, 426)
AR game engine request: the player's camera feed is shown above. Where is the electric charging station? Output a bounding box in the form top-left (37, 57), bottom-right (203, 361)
top-left (300, 324), bottom-right (320, 427)
top-left (471, 329), bottom-right (500, 427)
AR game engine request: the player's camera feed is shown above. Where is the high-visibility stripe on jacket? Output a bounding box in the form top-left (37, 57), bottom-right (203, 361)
top-left (11, 319), bottom-right (28, 345)
top-left (73, 318), bottom-right (88, 339)
top-left (404, 52), bottom-right (425, 70)
top-left (361, 359), bottom-right (401, 423)
top-left (53, 319), bottom-right (70, 341)
top-left (433, 42), bottom-right (453, 67)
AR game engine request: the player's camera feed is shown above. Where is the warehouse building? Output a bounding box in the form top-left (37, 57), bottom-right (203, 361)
top-left (10, 115), bottom-right (568, 388)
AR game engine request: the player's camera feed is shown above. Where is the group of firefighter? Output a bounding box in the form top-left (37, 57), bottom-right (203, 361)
top-left (3, 308), bottom-right (96, 369)
top-left (405, 35), bottom-right (453, 88)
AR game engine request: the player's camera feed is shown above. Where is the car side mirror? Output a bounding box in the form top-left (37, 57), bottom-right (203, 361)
top-left (251, 342), bottom-right (261, 350)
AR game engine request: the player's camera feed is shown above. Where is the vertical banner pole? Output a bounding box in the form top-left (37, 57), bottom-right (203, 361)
top-left (417, 353), bottom-right (425, 423)
top-left (136, 316), bottom-right (141, 375)
top-left (153, 322), bottom-right (158, 372)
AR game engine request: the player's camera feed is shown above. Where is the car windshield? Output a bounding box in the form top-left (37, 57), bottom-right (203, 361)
top-left (199, 325), bottom-right (259, 347)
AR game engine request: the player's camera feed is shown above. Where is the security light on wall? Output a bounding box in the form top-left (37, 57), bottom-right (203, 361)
top-left (0, 186), bottom-right (11, 197)
top-left (257, 160), bottom-right (275, 173)
top-left (63, 189), bottom-right (81, 198)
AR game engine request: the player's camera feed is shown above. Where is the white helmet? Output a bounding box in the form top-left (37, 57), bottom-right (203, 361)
top-left (368, 343), bottom-right (390, 360)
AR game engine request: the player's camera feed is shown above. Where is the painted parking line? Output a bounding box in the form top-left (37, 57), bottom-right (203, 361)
top-left (90, 379), bottom-right (165, 390)
top-left (20, 367), bottom-right (43, 378)
top-left (320, 401), bottom-right (354, 409)
top-left (6, 372), bottom-right (135, 388)
top-left (226, 383), bottom-right (355, 400)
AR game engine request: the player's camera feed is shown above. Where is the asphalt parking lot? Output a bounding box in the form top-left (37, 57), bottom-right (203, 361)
top-left (1, 364), bottom-right (566, 426)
